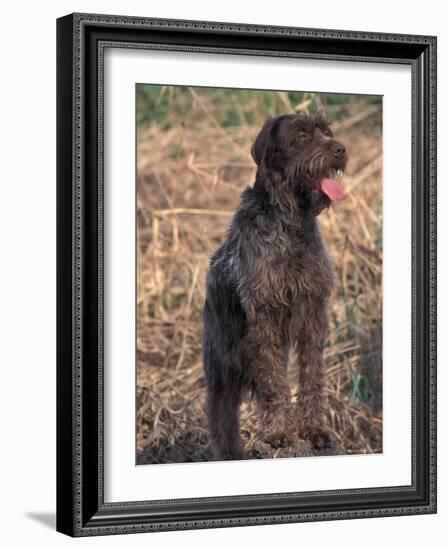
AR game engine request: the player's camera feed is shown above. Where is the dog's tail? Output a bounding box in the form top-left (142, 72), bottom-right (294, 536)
top-left (202, 275), bottom-right (246, 460)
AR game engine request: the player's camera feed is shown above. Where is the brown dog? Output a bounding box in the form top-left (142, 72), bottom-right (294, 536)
top-left (203, 113), bottom-right (347, 460)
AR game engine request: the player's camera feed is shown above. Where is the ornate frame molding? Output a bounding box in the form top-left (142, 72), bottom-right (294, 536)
top-left (56, 12), bottom-right (437, 536)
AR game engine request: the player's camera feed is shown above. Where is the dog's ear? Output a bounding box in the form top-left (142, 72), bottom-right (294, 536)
top-left (251, 118), bottom-right (276, 168)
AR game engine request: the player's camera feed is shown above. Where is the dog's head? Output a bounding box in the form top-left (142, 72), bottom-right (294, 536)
top-left (251, 113), bottom-right (348, 214)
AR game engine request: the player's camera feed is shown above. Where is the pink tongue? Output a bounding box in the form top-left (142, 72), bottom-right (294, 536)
top-left (320, 178), bottom-right (345, 202)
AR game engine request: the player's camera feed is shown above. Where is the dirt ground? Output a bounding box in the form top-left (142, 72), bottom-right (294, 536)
top-left (136, 88), bottom-right (383, 464)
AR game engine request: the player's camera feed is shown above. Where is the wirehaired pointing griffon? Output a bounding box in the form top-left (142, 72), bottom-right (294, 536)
top-left (203, 113), bottom-right (347, 460)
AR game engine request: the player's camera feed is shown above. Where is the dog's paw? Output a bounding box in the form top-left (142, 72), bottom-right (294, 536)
top-left (211, 442), bottom-right (246, 461)
top-left (301, 426), bottom-right (334, 449)
top-left (263, 430), bottom-right (296, 449)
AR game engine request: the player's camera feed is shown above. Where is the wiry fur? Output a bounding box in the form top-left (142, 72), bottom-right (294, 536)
top-left (203, 113), bottom-right (348, 460)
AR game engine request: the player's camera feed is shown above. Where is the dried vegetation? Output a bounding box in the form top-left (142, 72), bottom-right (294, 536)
top-left (136, 87), bottom-right (382, 464)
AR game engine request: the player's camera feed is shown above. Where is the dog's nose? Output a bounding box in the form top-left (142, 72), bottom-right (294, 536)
top-left (332, 142), bottom-right (346, 159)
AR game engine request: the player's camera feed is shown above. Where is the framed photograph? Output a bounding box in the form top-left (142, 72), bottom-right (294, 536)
top-left (56, 13), bottom-right (437, 536)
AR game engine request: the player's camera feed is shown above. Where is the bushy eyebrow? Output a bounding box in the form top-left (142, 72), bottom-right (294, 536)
top-left (287, 114), bottom-right (333, 137)
top-left (289, 118), bottom-right (314, 132)
top-left (315, 112), bottom-right (331, 126)
top-left (314, 113), bottom-right (333, 134)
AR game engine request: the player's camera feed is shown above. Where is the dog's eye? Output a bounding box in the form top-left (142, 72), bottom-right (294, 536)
top-left (323, 129), bottom-right (332, 137)
top-left (294, 131), bottom-right (308, 145)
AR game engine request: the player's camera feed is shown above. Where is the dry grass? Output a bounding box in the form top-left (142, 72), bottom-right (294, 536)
top-left (136, 88), bottom-right (382, 464)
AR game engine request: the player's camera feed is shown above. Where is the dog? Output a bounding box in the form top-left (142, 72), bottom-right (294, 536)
top-left (203, 113), bottom-right (347, 460)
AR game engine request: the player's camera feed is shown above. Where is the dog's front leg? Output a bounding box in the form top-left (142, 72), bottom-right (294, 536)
top-left (294, 301), bottom-right (334, 449)
top-left (245, 318), bottom-right (296, 449)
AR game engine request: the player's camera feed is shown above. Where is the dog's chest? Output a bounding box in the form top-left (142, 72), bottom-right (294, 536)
top-left (251, 226), bottom-right (335, 307)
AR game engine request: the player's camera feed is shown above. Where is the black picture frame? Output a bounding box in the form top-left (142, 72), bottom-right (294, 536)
top-left (56, 13), bottom-right (437, 537)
